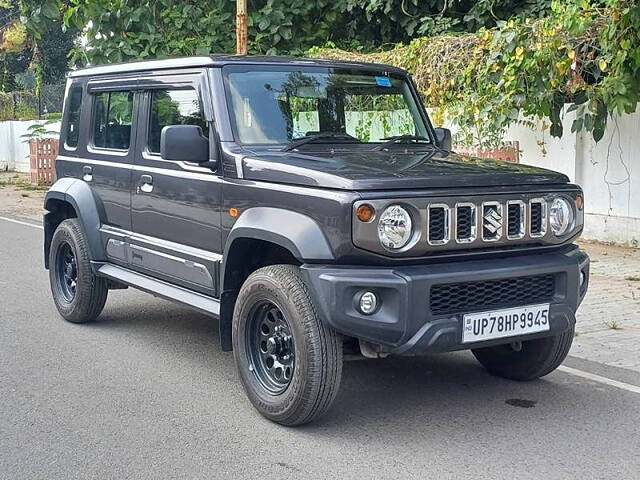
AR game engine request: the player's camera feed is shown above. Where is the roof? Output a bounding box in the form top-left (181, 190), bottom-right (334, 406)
top-left (67, 54), bottom-right (407, 78)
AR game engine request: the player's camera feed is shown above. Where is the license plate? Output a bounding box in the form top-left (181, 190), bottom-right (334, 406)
top-left (462, 304), bottom-right (550, 344)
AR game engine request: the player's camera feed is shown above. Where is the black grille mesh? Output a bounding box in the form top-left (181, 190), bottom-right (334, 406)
top-left (430, 274), bottom-right (555, 315)
top-left (508, 204), bottom-right (522, 237)
top-left (456, 206), bottom-right (473, 239)
top-left (429, 208), bottom-right (446, 241)
top-left (531, 203), bottom-right (543, 235)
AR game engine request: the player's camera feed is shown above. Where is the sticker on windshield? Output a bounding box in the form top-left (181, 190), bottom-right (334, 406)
top-left (375, 76), bottom-right (392, 87)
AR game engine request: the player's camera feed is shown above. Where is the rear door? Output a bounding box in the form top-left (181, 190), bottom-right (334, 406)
top-left (129, 71), bottom-right (223, 297)
top-left (57, 80), bottom-right (137, 237)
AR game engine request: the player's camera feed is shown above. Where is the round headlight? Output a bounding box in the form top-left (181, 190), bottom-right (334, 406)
top-left (378, 205), bottom-right (413, 249)
top-left (549, 197), bottom-right (575, 236)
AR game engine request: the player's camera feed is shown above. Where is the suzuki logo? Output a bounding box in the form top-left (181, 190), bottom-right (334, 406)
top-left (483, 207), bottom-right (502, 234)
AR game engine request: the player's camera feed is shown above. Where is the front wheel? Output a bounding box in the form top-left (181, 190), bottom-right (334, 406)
top-left (232, 265), bottom-right (342, 426)
top-left (472, 327), bottom-right (574, 381)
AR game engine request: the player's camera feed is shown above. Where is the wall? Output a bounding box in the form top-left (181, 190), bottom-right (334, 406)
top-left (0, 120), bottom-right (61, 172)
top-left (505, 107), bottom-right (639, 247)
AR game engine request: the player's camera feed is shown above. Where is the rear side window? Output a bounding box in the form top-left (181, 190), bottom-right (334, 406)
top-left (64, 86), bottom-right (83, 148)
top-left (92, 91), bottom-right (134, 150)
top-left (148, 89), bottom-right (208, 154)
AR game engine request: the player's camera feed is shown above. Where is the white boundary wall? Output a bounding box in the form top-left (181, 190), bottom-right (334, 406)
top-left (0, 120), bottom-right (61, 173)
top-left (505, 107), bottom-right (639, 247)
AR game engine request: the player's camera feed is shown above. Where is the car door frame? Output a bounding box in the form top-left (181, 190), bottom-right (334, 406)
top-left (122, 68), bottom-right (224, 298)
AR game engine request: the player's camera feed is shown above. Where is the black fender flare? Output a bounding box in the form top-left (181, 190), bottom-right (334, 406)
top-left (44, 177), bottom-right (105, 267)
top-left (218, 207), bottom-right (334, 351)
top-left (221, 207), bottom-right (334, 288)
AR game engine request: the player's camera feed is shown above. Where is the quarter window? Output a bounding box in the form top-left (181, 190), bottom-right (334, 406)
top-left (64, 86), bottom-right (83, 148)
top-left (148, 89), bottom-right (208, 154)
top-left (92, 91), bottom-right (134, 150)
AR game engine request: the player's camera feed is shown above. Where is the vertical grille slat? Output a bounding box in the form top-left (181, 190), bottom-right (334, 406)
top-left (455, 203), bottom-right (476, 243)
top-left (529, 199), bottom-right (547, 237)
top-left (507, 200), bottom-right (526, 239)
top-left (428, 205), bottom-right (450, 245)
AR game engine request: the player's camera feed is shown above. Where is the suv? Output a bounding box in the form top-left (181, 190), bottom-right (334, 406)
top-left (45, 55), bottom-right (589, 425)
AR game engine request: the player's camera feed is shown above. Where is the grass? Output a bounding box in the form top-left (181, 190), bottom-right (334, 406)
top-left (0, 174), bottom-right (48, 191)
top-left (604, 320), bottom-right (622, 330)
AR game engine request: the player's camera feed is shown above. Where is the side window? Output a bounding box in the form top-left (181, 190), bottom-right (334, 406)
top-left (148, 88), bottom-right (208, 154)
top-left (64, 86), bottom-right (83, 148)
top-left (92, 91), bottom-right (134, 150)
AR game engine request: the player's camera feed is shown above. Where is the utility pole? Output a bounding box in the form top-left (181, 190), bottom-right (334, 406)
top-left (236, 0), bottom-right (248, 55)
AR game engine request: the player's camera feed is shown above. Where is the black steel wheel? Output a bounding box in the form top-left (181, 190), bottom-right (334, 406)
top-left (55, 241), bottom-right (77, 302)
top-left (232, 264), bottom-right (342, 426)
top-left (49, 218), bottom-right (108, 323)
top-left (247, 302), bottom-right (295, 394)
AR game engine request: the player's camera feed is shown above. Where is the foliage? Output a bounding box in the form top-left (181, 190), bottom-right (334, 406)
top-left (1, 1), bottom-right (76, 92)
top-left (17, 1), bottom-right (554, 63)
top-left (313, 0), bottom-right (640, 147)
top-left (20, 118), bottom-right (58, 141)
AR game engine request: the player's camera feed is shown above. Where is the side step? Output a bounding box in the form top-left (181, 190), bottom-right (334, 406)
top-left (97, 264), bottom-right (220, 317)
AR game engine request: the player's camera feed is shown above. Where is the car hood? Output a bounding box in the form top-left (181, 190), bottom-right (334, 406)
top-left (240, 148), bottom-right (569, 191)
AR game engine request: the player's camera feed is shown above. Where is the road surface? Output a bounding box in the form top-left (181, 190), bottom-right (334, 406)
top-left (1, 216), bottom-right (639, 479)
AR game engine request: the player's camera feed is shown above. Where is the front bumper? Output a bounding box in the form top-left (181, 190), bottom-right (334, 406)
top-left (302, 245), bottom-right (589, 355)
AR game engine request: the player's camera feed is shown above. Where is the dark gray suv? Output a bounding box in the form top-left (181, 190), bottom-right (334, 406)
top-left (44, 55), bottom-right (589, 425)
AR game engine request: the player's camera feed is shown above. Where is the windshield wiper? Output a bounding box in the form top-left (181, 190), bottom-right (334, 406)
top-left (283, 133), bottom-right (361, 151)
top-left (373, 134), bottom-right (431, 151)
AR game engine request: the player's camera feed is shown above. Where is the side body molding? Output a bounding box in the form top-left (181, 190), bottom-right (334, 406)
top-left (222, 207), bottom-right (334, 286)
top-left (44, 177), bottom-right (106, 266)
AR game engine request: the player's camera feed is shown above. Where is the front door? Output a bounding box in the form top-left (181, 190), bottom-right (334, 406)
top-left (129, 72), bottom-right (223, 297)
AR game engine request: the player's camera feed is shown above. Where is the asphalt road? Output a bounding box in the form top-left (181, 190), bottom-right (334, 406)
top-left (1, 216), bottom-right (639, 480)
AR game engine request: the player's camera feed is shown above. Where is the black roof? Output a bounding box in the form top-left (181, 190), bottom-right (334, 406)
top-left (68, 54), bottom-right (407, 78)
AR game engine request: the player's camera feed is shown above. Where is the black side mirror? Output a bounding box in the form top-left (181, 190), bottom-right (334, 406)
top-left (161, 125), bottom-right (212, 165)
top-left (434, 127), bottom-right (452, 151)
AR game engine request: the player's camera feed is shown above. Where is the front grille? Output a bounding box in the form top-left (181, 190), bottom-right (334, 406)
top-left (430, 274), bottom-right (556, 315)
top-left (425, 197), bottom-right (548, 246)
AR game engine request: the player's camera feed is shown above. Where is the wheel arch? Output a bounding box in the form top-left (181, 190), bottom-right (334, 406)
top-left (218, 207), bottom-right (335, 351)
top-left (44, 178), bottom-right (105, 269)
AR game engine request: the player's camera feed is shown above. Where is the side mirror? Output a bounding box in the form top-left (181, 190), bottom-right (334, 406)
top-left (434, 127), bottom-right (452, 151)
top-left (160, 125), bottom-right (212, 165)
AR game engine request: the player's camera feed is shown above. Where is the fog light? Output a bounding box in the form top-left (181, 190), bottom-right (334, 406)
top-left (358, 291), bottom-right (378, 315)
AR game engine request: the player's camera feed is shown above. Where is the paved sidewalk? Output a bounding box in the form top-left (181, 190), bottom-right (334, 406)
top-left (573, 241), bottom-right (640, 371)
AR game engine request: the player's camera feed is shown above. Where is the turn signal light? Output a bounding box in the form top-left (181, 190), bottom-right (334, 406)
top-left (356, 204), bottom-right (375, 222)
top-left (575, 194), bottom-right (584, 211)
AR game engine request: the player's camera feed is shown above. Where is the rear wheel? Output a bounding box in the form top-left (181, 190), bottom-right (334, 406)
top-left (472, 328), bottom-right (574, 381)
top-left (49, 218), bottom-right (108, 323)
top-left (232, 264), bottom-right (342, 426)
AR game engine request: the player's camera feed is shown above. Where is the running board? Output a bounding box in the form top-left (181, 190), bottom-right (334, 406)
top-left (97, 264), bottom-right (220, 317)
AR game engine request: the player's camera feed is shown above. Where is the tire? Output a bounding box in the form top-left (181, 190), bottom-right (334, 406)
top-left (232, 264), bottom-right (342, 426)
top-left (472, 327), bottom-right (574, 381)
top-left (49, 218), bottom-right (108, 323)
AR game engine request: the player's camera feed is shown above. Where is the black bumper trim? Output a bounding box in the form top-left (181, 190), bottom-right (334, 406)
top-left (301, 245), bottom-right (589, 355)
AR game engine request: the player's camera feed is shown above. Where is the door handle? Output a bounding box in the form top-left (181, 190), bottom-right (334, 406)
top-left (139, 174), bottom-right (153, 193)
top-left (82, 165), bottom-right (93, 182)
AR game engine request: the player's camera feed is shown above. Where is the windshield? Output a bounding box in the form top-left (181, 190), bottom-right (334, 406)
top-left (222, 66), bottom-right (430, 146)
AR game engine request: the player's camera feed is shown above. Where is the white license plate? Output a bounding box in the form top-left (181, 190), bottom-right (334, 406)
top-left (462, 304), bottom-right (550, 344)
